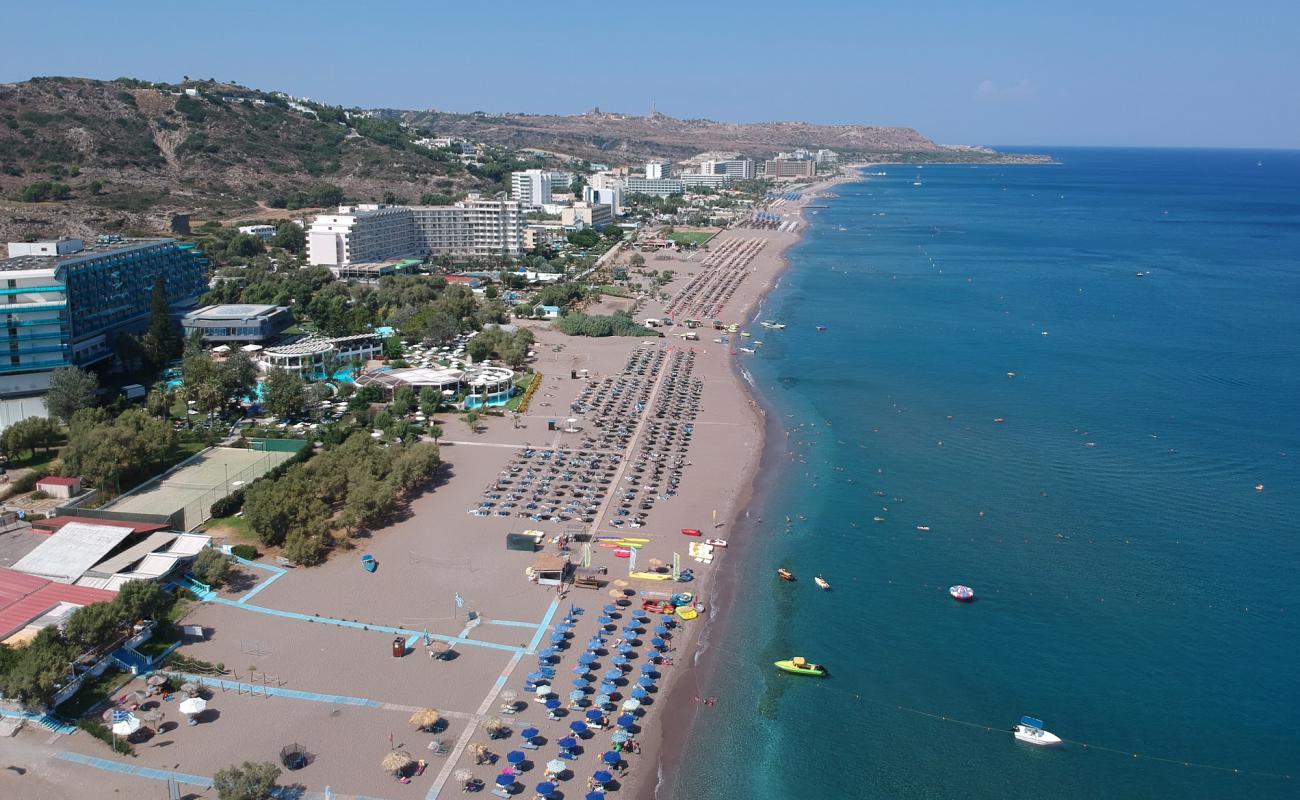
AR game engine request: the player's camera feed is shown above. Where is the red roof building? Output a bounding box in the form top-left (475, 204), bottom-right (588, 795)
top-left (0, 567), bottom-right (117, 642)
top-left (30, 516), bottom-right (170, 536)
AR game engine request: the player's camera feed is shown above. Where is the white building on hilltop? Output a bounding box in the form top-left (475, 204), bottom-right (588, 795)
top-left (645, 161), bottom-right (670, 180)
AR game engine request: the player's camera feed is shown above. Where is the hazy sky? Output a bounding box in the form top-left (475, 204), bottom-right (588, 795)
top-left (2, 0), bottom-right (1296, 148)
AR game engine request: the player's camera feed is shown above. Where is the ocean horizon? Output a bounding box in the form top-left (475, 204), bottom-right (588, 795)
top-left (667, 147), bottom-right (1300, 799)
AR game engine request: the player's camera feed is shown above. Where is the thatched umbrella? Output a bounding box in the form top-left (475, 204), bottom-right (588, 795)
top-left (454, 768), bottom-right (473, 784)
top-left (481, 716), bottom-right (506, 736)
top-left (607, 589), bottom-right (623, 599)
top-left (382, 750), bottom-right (414, 775)
top-left (179, 682), bottom-right (199, 696)
top-left (472, 743), bottom-right (490, 765)
top-left (648, 558), bottom-right (665, 568)
top-left (499, 690), bottom-right (517, 704)
top-left (146, 674), bottom-right (168, 687)
top-left (409, 708), bottom-right (442, 731)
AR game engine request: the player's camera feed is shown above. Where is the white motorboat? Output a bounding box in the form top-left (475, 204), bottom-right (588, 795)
top-left (1012, 716), bottom-right (1062, 746)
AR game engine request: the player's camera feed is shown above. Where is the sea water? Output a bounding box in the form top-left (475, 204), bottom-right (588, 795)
top-left (670, 149), bottom-right (1300, 799)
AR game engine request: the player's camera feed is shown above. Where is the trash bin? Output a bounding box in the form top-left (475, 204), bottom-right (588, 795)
top-left (548, 420), bottom-right (557, 431)
top-left (570, 369), bottom-right (578, 379)
top-left (392, 637), bottom-right (405, 658)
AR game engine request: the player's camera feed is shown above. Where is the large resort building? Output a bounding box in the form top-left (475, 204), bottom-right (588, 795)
top-left (306, 195), bottom-right (525, 267)
top-left (0, 237), bottom-right (207, 397)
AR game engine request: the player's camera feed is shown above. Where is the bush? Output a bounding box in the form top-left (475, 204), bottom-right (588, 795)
top-left (230, 544), bottom-right (259, 561)
top-left (77, 720), bottom-right (134, 755)
top-left (210, 488), bottom-right (245, 518)
top-left (19, 180), bottom-right (71, 202)
top-left (190, 548), bottom-right (233, 588)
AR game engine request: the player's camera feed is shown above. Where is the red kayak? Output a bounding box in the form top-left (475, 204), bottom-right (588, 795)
top-left (681, 528), bottom-right (702, 537)
top-left (614, 549), bottom-right (632, 558)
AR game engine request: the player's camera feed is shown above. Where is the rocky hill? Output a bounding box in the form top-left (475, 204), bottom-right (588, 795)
top-left (0, 77), bottom-right (482, 242)
top-left (392, 108), bottom-right (944, 163)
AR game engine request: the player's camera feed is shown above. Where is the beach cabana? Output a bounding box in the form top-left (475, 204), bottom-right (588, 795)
top-left (382, 750), bottom-right (414, 775)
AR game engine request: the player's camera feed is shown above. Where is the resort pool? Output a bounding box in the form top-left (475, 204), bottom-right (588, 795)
top-left (463, 389), bottom-right (514, 409)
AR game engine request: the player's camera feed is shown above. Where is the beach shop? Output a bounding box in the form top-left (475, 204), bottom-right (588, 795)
top-left (528, 554), bottom-right (570, 587)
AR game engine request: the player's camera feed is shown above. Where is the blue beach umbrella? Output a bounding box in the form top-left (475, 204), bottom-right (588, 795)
top-left (637, 676), bottom-right (654, 688)
top-left (640, 664), bottom-right (656, 675)
top-left (521, 727), bottom-right (539, 741)
top-left (651, 637), bottom-right (666, 648)
top-left (558, 736), bottom-right (577, 750)
top-left (569, 720), bottom-right (588, 735)
top-left (631, 687), bottom-right (649, 700)
top-left (569, 690), bottom-right (585, 701)
top-left (545, 698), bottom-right (561, 710)
top-left (594, 693), bottom-right (611, 707)
top-left (586, 709), bottom-right (603, 722)
top-left (603, 751), bottom-right (621, 766)
top-left (611, 730), bottom-right (631, 744)
top-left (598, 615), bottom-right (612, 624)
top-left (593, 770), bottom-right (613, 784)
top-left (618, 714), bottom-right (636, 728)
top-left (573, 677), bottom-right (591, 688)
top-left (540, 647), bottom-right (559, 659)
top-left (634, 612), bottom-right (649, 622)
top-left (496, 774), bottom-right (515, 787)
top-left (587, 793), bottom-right (605, 800)
top-left (536, 781), bottom-right (557, 797)
top-left (603, 604), bottom-right (617, 614)
top-left (604, 668), bottom-right (622, 681)
top-left (612, 655), bottom-right (629, 666)
top-left (654, 625), bottom-right (669, 635)
top-left (617, 643), bottom-right (635, 655)
top-left (578, 653), bottom-right (597, 665)
top-left (507, 751), bottom-right (526, 764)
top-left (599, 681), bottom-right (618, 695)
top-left (526, 671), bottom-right (548, 682)
top-left (622, 623), bottom-right (640, 634)
top-left (549, 633), bottom-right (566, 645)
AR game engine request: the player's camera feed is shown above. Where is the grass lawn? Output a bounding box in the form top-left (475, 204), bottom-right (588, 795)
top-left (54, 666), bottom-right (130, 720)
top-left (205, 514), bottom-right (255, 542)
top-left (3, 447), bottom-right (63, 474)
top-left (667, 230), bottom-right (716, 246)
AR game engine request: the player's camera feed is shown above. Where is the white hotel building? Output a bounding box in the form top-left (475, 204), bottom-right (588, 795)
top-left (307, 195), bottom-right (524, 266)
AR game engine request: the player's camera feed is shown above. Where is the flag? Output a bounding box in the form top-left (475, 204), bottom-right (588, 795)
top-left (111, 709), bottom-right (132, 723)
top-left (454, 592), bottom-right (464, 609)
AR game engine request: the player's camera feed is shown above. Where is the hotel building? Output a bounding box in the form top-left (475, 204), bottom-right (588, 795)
top-left (307, 195), bottom-right (524, 266)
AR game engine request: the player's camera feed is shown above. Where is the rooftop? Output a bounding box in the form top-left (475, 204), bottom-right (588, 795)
top-left (0, 237), bottom-right (178, 273)
top-left (184, 304), bottom-right (285, 321)
top-left (0, 567), bottom-right (117, 641)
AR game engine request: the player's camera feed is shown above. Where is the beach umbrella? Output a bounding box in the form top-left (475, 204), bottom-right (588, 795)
top-left (382, 750), bottom-right (414, 775)
top-left (637, 677), bottom-right (654, 688)
top-left (632, 687), bottom-right (649, 700)
top-left (599, 682), bottom-right (618, 695)
top-left (640, 664), bottom-right (656, 675)
top-left (500, 690), bottom-right (518, 704)
top-left (598, 615), bottom-right (613, 625)
top-left (585, 709), bottom-right (603, 722)
top-left (145, 674), bottom-right (167, 687)
top-left (540, 647), bottom-right (559, 659)
top-left (527, 671), bottom-right (549, 683)
top-left (618, 714), bottom-right (636, 728)
top-left (602, 604), bottom-right (617, 614)
top-left (593, 770), bottom-right (613, 784)
top-left (558, 736), bottom-right (577, 750)
top-left (546, 758), bottom-right (566, 774)
top-left (603, 668), bottom-right (621, 681)
top-left (545, 698), bottom-right (561, 710)
top-left (507, 751), bottom-right (526, 765)
top-left (495, 773), bottom-right (515, 787)
top-left (408, 708), bottom-right (441, 731)
top-left (602, 751), bottom-right (621, 766)
top-left (578, 654), bottom-right (597, 666)
top-left (549, 633), bottom-right (566, 645)
top-left (618, 643), bottom-right (635, 655)
top-left (534, 684), bottom-right (552, 697)
top-left (569, 721), bottom-right (588, 735)
top-left (178, 697), bottom-right (207, 716)
top-left (654, 625), bottom-right (670, 636)
top-left (179, 682), bottom-right (199, 696)
top-left (611, 730), bottom-right (631, 744)
top-left (536, 781), bottom-right (557, 797)
top-left (110, 716), bottom-right (141, 736)
top-left (587, 793), bottom-right (606, 800)
top-left (521, 727), bottom-right (540, 741)
top-left (612, 656), bottom-right (629, 667)
top-left (568, 690), bottom-right (586, 702)
top-left (594, 693), bottom-right (611, 706)
top-left (573, 677), bottom-right (591, 688)
top-left (651, 637), bottom-right (666, 649)
top-left (454, 769), bottom-right (474, 783)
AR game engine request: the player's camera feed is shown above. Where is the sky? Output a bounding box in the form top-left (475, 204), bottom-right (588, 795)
top-left (1, 0), bottom-right (1296, 149)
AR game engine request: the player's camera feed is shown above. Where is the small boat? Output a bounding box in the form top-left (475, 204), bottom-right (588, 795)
top-left (705, 538), bottom-right (728, 547)
top-left (774, 657), bottom-right (826, 677)
top-left (1012, 716), bottom-right (1062, 746)
top-left (361, 554), bottom-right (377, 573)
top-left (873, 516), bottom-right (885, 523)
top-left (777, 568), bottom-right (796, 581)
top-left (739, 347), bottom-right (756, 354)
top-left (675, 605), bottom-right (699, 621)
top-left (814, 576), bottom-right (831, 591)
top-left (815, 325), bottom-right (828, 332)
top-left (993, 418), bottom-right (1005, 423)
top-left (681, 528), bottom-right (702, 537)
top-left (949, 585), bottom-right (975, 602)
top-left (760, 321), bottom-right (786, 330)
top-left (916, 525), bottom-right (931, 532)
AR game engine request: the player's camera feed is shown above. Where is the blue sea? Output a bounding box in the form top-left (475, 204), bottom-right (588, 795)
top-left (668, 149), bottom-right (1300, 799)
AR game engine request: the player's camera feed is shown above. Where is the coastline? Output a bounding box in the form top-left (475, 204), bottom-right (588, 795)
top-left (632, 166), bottom-right (868, 800)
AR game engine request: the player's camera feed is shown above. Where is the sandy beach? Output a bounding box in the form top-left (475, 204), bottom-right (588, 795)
top-left (0, 169), bottom-right (864, 800)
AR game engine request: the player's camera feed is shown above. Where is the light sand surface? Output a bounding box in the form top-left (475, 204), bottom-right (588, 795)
top-left (4, 169), bottom-right (863, 800)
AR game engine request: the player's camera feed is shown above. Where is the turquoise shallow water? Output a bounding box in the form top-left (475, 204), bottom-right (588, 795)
top-left (669, 149), bottom-right (1300, 799)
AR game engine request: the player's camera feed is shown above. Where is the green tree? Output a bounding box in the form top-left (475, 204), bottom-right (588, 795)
top-left (262, 368), bottom-right (305, 420)
top-left (213, 761), bottom-right (282, 800)
top-left (418, 387), bottom-right (439, 417)
top-left (0, 627), bottom-right (74, 706)
top-left (61, 408), bottom-right (174, 489)
top-left (222, 351), bottom-right (259, 403)
top-left (427, 422), bottom-right (443, 444)
top-left (0, 416), bottom-right (59, 461)
top-left (46, 366), bottom-right (98, 422)
top-left (484, 284), bottom-right (499, 300)
top-left (567, 228), bottom-right (600, 248)
top-left (19, 181), bottom-right (71, 202)
top-left (112, 580), bottom-right (172, 625)
top-left (190, 548), bottom-right (233, 588)
top-left (140, 275), bottom-right (179, 367)
top-left (418, 311), bottom-right (459, 346)
top-left (146, 389), bottom-right (171, 419)
top-left (463, 409), bottom-right (481, 434)
top-left (225, 233), bottom-right (265, 259)
top-left (62, 602), bottom-right (124, 653)
top-left (467, 337), bottom-right (494, 363)
top-left (270, 221), bottom-right (305, 254)
top-left (603, 226), bottom-right (624, 241)
top-left (502, 341), bottom-right (529, 369)
top-left (391, 386), bottom-right (415, 417)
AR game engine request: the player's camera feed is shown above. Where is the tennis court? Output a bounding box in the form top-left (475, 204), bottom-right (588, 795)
top-left (103, 446), bottom-right (302, 529)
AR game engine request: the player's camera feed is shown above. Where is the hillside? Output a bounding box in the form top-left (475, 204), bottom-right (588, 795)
top-left (0, 77), bottom-right (484, 242)
top-left (392, 108), bottom-right (945, 163)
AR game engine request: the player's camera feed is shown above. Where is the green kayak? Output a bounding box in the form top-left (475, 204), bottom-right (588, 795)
top-left (774, 658), bottom-right (826, 677)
